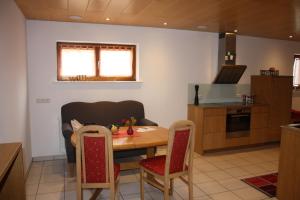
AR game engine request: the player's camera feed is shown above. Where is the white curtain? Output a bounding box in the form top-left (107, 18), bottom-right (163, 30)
top-left (61, 48), bottom-right (96, 76)
top-left (293, 58), bottom-right (300, 86)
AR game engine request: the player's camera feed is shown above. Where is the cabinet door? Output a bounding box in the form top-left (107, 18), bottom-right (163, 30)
top-left (251, 113), bottom-right (268, 129)
top-left (203, 116), bottom-right (226, 133)
top-left (203, 133), bottom-right (226, 150)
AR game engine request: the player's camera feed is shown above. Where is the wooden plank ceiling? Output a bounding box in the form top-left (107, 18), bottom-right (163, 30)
top-left (15, 0), bottom-right (300, 41)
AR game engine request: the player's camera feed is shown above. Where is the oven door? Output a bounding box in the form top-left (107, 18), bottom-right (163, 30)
top-left (226, 113), bottom-right (251, 138)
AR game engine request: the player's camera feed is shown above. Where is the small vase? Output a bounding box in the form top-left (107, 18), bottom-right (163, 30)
top-left (127, 125), bottom-right (134, 135)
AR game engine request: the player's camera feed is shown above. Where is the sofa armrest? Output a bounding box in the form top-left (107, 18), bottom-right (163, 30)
top-left (62, 122), bottom-right (73, 139)
top-left (139, 118), bottom-right (158, 126)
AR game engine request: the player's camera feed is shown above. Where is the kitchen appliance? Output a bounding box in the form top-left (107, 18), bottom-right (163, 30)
top-left (226, 107), bottom-right (251, 138)
top-left (213, 32), bottom-right (247, 84)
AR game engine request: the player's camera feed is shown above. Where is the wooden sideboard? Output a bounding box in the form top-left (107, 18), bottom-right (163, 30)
top-left (188, 103), bottom-right (269, 154)
top-left (0, 143), bottom-right (25, 200)
top-left (277, 125), bottom-right (300, 200)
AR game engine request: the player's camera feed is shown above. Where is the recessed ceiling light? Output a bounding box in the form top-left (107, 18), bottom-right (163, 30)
top-left (289, 35), bottom-right (293, 38)
top-left (234, 29), bottom-right (238, 33)
top-left (197, 25), bottom-right (207, 29)
top-left (106, 17), bottom-right (110, 21)
top-left (69, 15), bottom-right (82, 20)
top-left (163, 22), bottom-right (168, 26)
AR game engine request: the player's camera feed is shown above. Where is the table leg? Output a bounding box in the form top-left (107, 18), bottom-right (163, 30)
top-left (146, 147), bottom-right (156, 180)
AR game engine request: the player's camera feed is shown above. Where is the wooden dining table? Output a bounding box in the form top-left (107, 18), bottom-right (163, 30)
top-left (70, 126), bottom-right (169, 170)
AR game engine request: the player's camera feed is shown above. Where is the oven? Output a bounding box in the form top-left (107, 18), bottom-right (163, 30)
top-left (226, 107), bottom-right (251, 138)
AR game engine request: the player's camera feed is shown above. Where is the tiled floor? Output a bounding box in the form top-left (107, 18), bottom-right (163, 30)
top-left (26, 146), bottom-right (280, 200)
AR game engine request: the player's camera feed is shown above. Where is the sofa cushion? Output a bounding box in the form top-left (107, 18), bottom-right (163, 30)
top-left (61, 101), bottom-right (145, 126)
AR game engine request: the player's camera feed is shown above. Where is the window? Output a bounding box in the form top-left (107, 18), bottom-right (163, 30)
top-left (293, 54), bottom-right (300, 87)
top-left (57, 42), bottom-right (136, 81)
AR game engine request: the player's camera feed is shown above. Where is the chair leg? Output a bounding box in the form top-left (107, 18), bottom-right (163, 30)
top-left (169, 179), bottom-right (174, 195)
top-left (164, 179), bottom-right (170, 200)
top-left (188, 173), bottom-right (193, 200)
top-left (77, 180), bottom-right (82, 200)
top-left (110, 188), bottom-right (115, 200)
top-left (140, 168), bottom-right (145, 200)
top-left (90, 189), bottom-right (101, 200)
top-left (115, 181), bottom-right (120, 200)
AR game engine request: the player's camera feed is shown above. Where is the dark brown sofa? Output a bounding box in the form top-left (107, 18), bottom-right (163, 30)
top-left (61, 100), bottom-right (158, 163)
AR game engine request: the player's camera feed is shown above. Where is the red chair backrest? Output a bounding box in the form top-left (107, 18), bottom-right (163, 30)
top-left (83, 136), bottom-right (106, 183)
top-left (166, 120), bottom-right (195, 175)
top-left (169, 129), bottom-right (191, 173)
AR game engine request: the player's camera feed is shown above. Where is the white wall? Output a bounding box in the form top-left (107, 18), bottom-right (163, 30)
top-left (236, 36), bottom-right (300, 109)
top-left (237, 35), bottom-right (300, 83)
top-left (26, 21), bottom-right (219, 157)
top-left (0, 0), bottom-right (31, 171)
top-left (26, 20), bottom-right (300, 157)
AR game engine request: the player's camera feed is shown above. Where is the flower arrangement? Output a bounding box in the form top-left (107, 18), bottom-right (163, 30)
top-left (122, 117), bottom-right (137, 135)
top-left (122, 117), bottom-right (137, 127)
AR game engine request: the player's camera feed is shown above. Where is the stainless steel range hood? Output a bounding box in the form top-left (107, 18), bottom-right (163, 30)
top-left (213, 33), bottom-right (247, 84)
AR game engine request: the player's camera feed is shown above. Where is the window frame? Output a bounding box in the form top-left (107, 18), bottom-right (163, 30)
top-left (57, 42), bottom-right (136, 81)
top-left (293, 54), bottom-right (300, 88)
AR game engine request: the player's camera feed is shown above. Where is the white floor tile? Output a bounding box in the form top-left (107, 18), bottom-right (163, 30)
top-left (218, 178), bottom-right (248, 190)
top-left (37, 182), bottom-right (64, 194)
top-left (241, 165), bottom-right (268, 175)
top-left (193, 196), bottom-right (213, 200)
top-left (210, 191), bottom-right (242, 200)
top-left (232, 187), bottom-right (269, 200)
top-left (175, 184), bottom-right (207, 199)
top-left (26, 195), bottom-right (36, 200)
top-left (26, 184), bottom-right (38, 195)
top-left (195, 163), bottom-right (219, 172)
top-left (212, 160), bottom-right (236, 170)
top-left (148, 190), bottom-right (183, 200)
top-left (223, 167), bottom-right (252, 178)
top-left (120, 174), bottom-right (138, 184)
top-left (26, 146), bottom-right (280, 200)
top-left (193, 172), bottom-right (214, 184)
top-left (40, 173), bottom-right (65, 183)
top-left (36, 192), bottom-right (64, 200)
top-left (123, 192), bottom-right (152, 200)
top-left (119, 182), bottom-right (141, 195)
top-left (196, 181), bottom-right (227, 195)
top-left (205, 170), bottom-right (233, 181)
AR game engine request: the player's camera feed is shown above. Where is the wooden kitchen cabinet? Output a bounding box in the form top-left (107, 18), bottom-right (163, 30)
top-left (251, 76), bottom-right (293, 142)
top-left (277, 125), bottom-right (300, 200)
top-left (250, 105), bottom-right (269, 144)
top-left (188, 103), bottom-right (270, 154)
top-left (0, 143), bottom-right (25, 200)
top-left (188, 105), bottom-right (226, 153)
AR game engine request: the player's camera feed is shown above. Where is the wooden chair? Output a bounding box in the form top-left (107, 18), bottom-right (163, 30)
top-left (75, 125), bottom-right (120, 200)
top-left (139, 120), bottom-right (195, 200)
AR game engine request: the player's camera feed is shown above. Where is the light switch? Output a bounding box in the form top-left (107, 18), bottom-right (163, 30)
top-left (36, 98), bottom-right (51, 103)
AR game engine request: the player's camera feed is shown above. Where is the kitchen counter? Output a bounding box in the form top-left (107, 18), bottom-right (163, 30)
top-left (277, 124), bottom-right (300, 200)
top-left (189, 102), bottom-right (267, 108)
top-left (281, 123), bottom-right (300, 132)
top-left (188, 103), bottom-right (270, 154)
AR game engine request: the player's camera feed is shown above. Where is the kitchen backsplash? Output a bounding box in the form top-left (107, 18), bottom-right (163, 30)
top-left (188, 84), bottom-right (250, 104)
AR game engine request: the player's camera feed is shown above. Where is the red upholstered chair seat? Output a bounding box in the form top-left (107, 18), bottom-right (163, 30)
top-left (140, 155), bottom-right (166, 176)
top-left (140, 155), bottom-right (188, 176)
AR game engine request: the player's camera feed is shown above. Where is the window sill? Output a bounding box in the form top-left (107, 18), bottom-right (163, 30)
top-left (53, 80), bottom-right (143, 83)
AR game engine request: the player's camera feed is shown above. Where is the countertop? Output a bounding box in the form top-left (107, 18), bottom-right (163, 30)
top-left (0, 143), bottom-right (22, 181)
top-left (281, 124), bottom-right (300, 133)
top-left (189, 102), bottom-right (267, 108)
